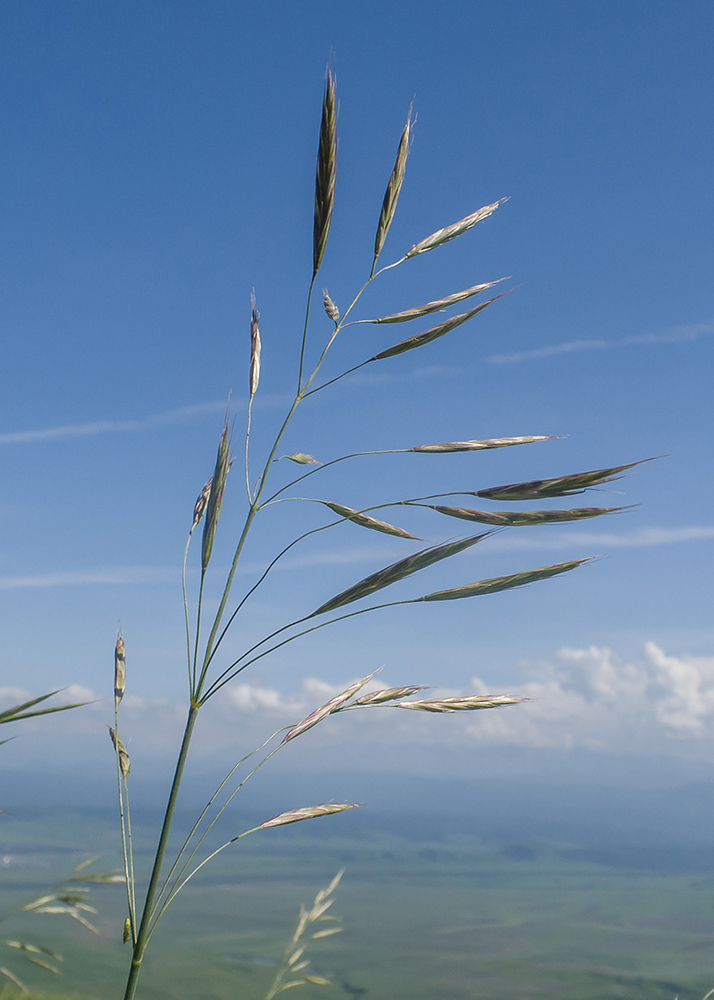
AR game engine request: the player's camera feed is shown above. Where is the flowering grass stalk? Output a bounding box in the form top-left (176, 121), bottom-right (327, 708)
top-left (114, 73), bottom-right (645, 1000)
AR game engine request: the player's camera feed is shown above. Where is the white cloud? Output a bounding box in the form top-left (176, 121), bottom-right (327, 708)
top-left (488, 320), bottom-right (714, 365)
top-left (9, 646), bottom-right (714, 766)
top-left (465, 643), bottom-right (714, 750)
top-left (0, 686), bottom-right (31, 704)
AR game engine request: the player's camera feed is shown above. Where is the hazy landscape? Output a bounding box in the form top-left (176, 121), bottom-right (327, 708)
top-left (4, 776), bottom-right (714, 999)
top-left (2, 2), bottom-right (713, 998)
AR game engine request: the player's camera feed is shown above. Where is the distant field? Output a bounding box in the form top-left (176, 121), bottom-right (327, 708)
top-left (2, 812), bottom-right (714, 999)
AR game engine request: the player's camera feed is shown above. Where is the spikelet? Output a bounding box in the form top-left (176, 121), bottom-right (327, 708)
top-left (122, 918), bottom-right (131, 944)
top-left (201, 416), bottom-right (231, 571)
top-left (109, 728), bottom-right (131, 779)
top-left (371, 278), bottom-right (507, 324)
top-left (397, 695), bottom-right (523, 712)
top-left (322, 289), bottom-right (339, 323)
top-left (322, 501), bottom-right (419, 539)
top-left (249, 291), bottom-right (261, 399)
top-left (474, 460), bottom-right (652, 501)
top-left (353, 685), bottom-right (426, 705)
top-left (430, 505), bottom-right (627, 526)
top-left (259, 803), bottom-right (359, 829)
top-left (373, 104), bottom-right (413, 270)
top-left (282, 673), bottom-right (375, 743)
top-left (283, 453), bottom-right (320, 465)
top-left (415, 559), bottom-right (593, 603)
top-left (411, 435), bottom-right (552, 454)
top-left (114, 633), bottom-right (126, 706)
top-left (192, 477), bottom-right (213, 530)
top-left (369, 294), bottom-right (507, 362)
top-left (313, 71), bottom-right (337, 275)
top-left (313, 534), bottom-right (489, 616)
top-left (405, 198), bottom-right (508, 258)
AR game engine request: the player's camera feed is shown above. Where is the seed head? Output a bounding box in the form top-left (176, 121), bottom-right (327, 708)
top-left (114, 633), bottom-right (126, 706)
top-left (201, 415), bottom-right (231, 572)
top-left (411, 435), bottom-right (551, 454)
top-left (283, 673), bottom-right (375, 743)
top-left (322, 501), bottom-right (419, 540)
top-left (405, 198), bottom-right (508, 258)
top-left (249, 291), bottom-right (261, 399)
top-left (371, 278), bottom-right (508, 324)
top-left (373, 104), bottom-right (413, 271)
top-left (192, 477), bottom-right (213, 530)
top-left (353, 685), bottom-right (426, 705)
top-left (313, 534), bottom-right (489, 616)
top-left (284, 453), bottom-right (320, 465)
top-left (260, 803), bottom-right (359, 829)
top-left (370, 294), bottom-right (507, 362)
top-left (397, 695), bottom-right (524, 712)
top-left (313, 70), bottom-right (337, 275)
top-left (322, 289), bottom-right (340, 323)
top-left (109, 727), bottom-right (131, 778)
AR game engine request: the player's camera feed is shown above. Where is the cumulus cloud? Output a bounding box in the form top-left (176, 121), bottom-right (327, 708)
top-left (465, 643), bottom-right (714, 750)
top-left (8, 646), bottom-right (714, 767)
top-left (202, 644), bottom-right (714, 757)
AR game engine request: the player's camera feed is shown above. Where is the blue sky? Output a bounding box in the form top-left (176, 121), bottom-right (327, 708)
top-left (1, 1), bottom-right (713, 795)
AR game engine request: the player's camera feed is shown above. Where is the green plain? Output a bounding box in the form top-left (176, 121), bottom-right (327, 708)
top-left (2, 813), bottom-right (714, 999)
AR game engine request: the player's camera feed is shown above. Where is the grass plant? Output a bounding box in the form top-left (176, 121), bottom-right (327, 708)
top-left (0, 859), bottom-right (123, 994)
top-left (108, 71), bottom-right (649, 1000)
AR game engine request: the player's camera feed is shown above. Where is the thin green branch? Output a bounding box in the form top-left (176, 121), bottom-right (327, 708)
top-left (299, 255), bottom-right (406, 397)
top-left (182, 529), bottom-right (194, 693)
top-left (245, 396), bottom-right (255, 502)
top-left (203, 597), bottom-right (415, 702)
top-left (201, 517), bottom-right (353, 672)
top-left (191, 571), bottom-right (206, 700)
top-left (297, 275), bottom-right (317, 393)
top-left (148, 743), bottom-right (284, 933)
top-left (262, 449), bottom-right (412, 506)
top-left (123, 772), bottom-right (136, 941)
top-left (155, 826), bottom-right (261, 910)
top-left (122, 705), bottom-right (199, 1000)
top-left (150, 726), bottom-right (290, 927)
top-left (114, 705), bottom-right (135, 946)
top-left (302, 359), bottom-right (372, 397)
